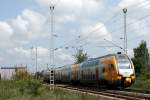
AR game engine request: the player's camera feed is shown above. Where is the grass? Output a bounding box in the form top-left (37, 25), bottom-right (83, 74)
top-left (2, 67), bottom-right (149, 100)
top-left (0, 80), bottom-right (100, 100)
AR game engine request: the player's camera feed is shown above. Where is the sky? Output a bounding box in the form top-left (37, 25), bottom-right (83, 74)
top-left (0, 0), bottom-right (150, 72)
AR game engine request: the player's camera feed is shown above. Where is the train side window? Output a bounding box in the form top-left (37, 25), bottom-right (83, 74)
top-left (91, 72), bottom-right (92, 80)
top-left (110, 64), bottom-right (114, 70)
top-left (82, 70), bottom-right (83, 79)
top-left (102, 67), bottom-right (105, 73)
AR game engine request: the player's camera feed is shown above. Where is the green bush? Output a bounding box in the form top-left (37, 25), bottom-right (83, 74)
top-left (13, 71), bottom-right (32, 80)
top-left (17, 80), bottom-right (27, 95)
top-left (131, 67), bottom-right (150, 89)
top-left (0, 80), bottom-right (102, 100)
top-left (26, 79), bottom-right (42, 96)
top-left (17, 79), bottom-right (42, 96)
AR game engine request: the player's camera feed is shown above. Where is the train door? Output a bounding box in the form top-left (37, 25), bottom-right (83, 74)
top-left (109, 64), bottom-right (114, 80)
top-left (96, 67), bottom-right (99, 81)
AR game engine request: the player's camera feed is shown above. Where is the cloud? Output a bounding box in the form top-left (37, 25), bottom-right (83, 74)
top-left (118, 0), bottom-right (138, 8)
top-left (21, 9), bottom-right (46, 34)
top-left (0, 22), bottom-right (13, 35)
top-left (6, 46), bottom-right (73, 68)
top-left (128, 18), bottom-right (150, 36)
top-left (36, 0), bottom-right (82, 13)
top-left (81, 22), bottom-right (112, 44)
top-left (14, 47), bottom-right (30, 57)
top-left (36, 0), bottom-right (103, 16)
top-left (127, 48), bottom-right (134, 58)
top-left (0, 56), bottom-right (4, 63)
top-left (37, 47), bottom-right (49, 57)
top-left (6, 47), bottom-right (30, 59)
top-left (81, 0), bottom-right (103, 16)
top-left (0, 21), bottom-right (14, 48)
top-left (57, 14), bottom-right (77, 23)
top-left (118, 0), bottom-right (150, 9)
top-left (54, 48), bottom-right (74, 65)
top-left (11, 16), bottom-right (28, 34)
top-left (0, 8), bottom-right (53, 69)
top-left (58, 53), bottom-right (73, 61)
top-left (6, 47), bottom-right (49, 66)
top-left (10, 9), bottom-right (47, 42)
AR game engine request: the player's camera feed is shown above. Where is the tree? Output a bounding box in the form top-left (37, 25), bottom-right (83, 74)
top-left (74, 49), bottom-right (88, 64)
top-left (132, 40), bottom-right (150, 75)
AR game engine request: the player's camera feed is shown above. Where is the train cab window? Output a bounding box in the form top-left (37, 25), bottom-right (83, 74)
top-left (116, 54), bottom-right (131, 69)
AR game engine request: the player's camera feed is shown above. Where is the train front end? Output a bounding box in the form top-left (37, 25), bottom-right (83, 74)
top-left (116, 54), bottom-right (136, 88)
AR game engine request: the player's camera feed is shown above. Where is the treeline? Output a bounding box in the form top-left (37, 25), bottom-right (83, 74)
top-left (132, 40), bottom-right (150, 76)
top-left (131, 40), bottom-right (150, 89)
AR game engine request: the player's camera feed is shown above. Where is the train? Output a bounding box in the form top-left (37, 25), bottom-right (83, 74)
top-left (42, 52), bottom-right (136, 88)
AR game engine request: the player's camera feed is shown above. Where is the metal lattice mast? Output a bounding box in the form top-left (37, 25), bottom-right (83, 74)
top-left (49, 5), bottom-right (55, 88)
top-left (123, 8), bottom-right (127, 55)
top-left (35, 47), bottom-right (38, 80)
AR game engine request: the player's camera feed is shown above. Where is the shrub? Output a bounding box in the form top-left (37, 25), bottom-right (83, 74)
top-left (131, 67), bottom-right (150, 89)
top-left (26, 79), bottom-right (42, 96)
top-left (17, 79), bottom-right (42, 96)
top-left (13, 71), bottom-right (31, 80)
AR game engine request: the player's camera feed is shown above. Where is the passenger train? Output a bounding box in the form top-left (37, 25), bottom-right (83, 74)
top-left (43, 53), bottom-right (136, 88)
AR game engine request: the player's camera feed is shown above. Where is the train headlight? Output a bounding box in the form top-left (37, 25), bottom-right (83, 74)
top-left (131, 74), bottom-right (135, 80)
top-left (125, 78), bottom-right (131, 83)
top-left (117, 75), bottom-right (122, 80)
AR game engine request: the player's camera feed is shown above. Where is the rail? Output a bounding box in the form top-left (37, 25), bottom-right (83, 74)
top-left (55, 84), bottom-right (150, 100)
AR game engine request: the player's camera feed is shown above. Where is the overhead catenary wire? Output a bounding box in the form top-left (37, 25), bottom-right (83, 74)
top-left (77, 12), bottom-right (150, 45)
top-left (55, 11), bottom-right (121, 50)
top-left (72, 13), bottom-right (150, 51)
top-left (54, 0), bottom-right (150, 52)
top-left (107, 0), bottom-right (150, 25)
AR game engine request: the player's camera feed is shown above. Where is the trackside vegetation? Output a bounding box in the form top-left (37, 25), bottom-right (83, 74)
top-left (0, 80), bottom-right (103, 100)
top-left (131, 67), bottom-right (150, 89)
top-left (131, 40), bottom-right (150, 89)
top-left (0, 71), bottom-right (101, 100)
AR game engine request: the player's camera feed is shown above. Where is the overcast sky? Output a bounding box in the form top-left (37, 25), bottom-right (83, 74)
top-left (0, 0), bottom-right (150, 72)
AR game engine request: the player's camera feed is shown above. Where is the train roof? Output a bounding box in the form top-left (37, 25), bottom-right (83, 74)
top-left (87, 53), bottom-right (128, 61)
top-left (54, 53), bottom-right (126, 70)
top-left (55, 64), bottom-right (72, 70)
top-left (86, 54), bottom-right (117, 61)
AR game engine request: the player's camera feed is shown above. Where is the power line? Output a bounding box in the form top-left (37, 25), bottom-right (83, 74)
top-left (128, 32), bottom-right (150, 43)
top-left (68, 7), bottom-right (150, 47)
top-left (74, 13), bottom-right (150, 51)
top-left (114, 13), bottom-right (150, 39)
top-left (121, 19), bottom-right (150, 42)
top-left (55, 12), bottom-right (121, 50)
top-left (55, 0), bottom-right (150, 51)
top-left (107, 0), bottom-right (150, 26)
top-left (78, 13), bottom-right (150, 45)
top-left (108, 13), bottom-right (150, 37)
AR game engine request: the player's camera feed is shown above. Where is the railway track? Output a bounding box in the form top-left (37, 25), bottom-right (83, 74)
top-left (54, 84), bottom-right (150, 100)
top-left (124, 88), bottom-right (150, 94)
